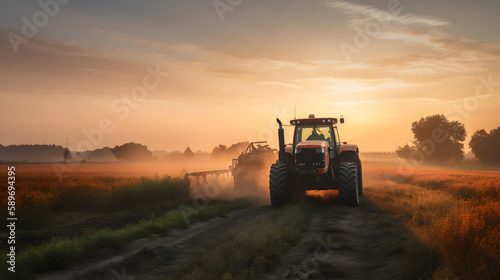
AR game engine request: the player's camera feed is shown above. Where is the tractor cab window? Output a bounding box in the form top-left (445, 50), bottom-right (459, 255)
top-left (334, 127), bottom-right (341, 147)
top-left (295, 125), bottom-right (333, 147)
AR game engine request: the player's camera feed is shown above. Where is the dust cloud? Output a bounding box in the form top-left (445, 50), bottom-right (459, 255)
top-left (188, 154), bottom-right (276, 203)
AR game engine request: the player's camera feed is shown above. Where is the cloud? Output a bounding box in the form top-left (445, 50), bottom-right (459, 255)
top-left (169, 42), bottom-right (209, 54)
top-left (309, 77), bottom-right (414, 93)
top-left (329, 100), bottom-right (381, 106)
top-left (245, 58), bottom-right (318, 71)
top-left (259, 81), bottom-right (303, 89)
top-left (379, 31), bottom-right (441, 48)
top-left (324, 1), bottom-right (498, 74)
top-left (329, 97), bottom-right (449, 106)
top-left (107, 34), bottom-right (165, 46)
top-left (411, 98), bottom-right (443, 103)
top-left (378, 29), bottom-right (500, 61)
top-left (434, 95), bottom-right (495, 104)
top-left (327, 0), bottom-right (448, 27)
top-left (369, 31), bottom-right (500, 79)
top-left (325, 1), bottom-right (500, 73)
top-left (0, 33), bottom-right (160, 96)
top-left (209, 68), bottom-right (256, 78)
top-left (0, 32), bottom-right (249, 100)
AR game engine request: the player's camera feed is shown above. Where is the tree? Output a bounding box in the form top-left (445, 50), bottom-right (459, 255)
top-left (211, 144), bottom-right (228, 157)
top-left (183, 146), bottom-right (195, 158)
top-left (469, 126), bottom-right (500, 164)
top-left (397, 114), bottom-right (466, 163)
top-left (211, 142), bottom-right (249, 158)
top-left (87, 147), bottom-right (117, 162)
top-left (0, 144), bottom-right (65, 162)
top-left (111, 142), bottom-right (152, 161)
top-left (395, 144), bottom-right (416, 160)
top-left (63, 148), bottom-right (71, 161)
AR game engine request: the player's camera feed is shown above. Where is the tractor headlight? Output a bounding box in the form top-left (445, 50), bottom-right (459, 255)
top-left (314, 148), bottom-right (325, 153)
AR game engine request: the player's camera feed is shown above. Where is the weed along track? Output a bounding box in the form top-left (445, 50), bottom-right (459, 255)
top-left (34, 205), bottom-right (271, 280)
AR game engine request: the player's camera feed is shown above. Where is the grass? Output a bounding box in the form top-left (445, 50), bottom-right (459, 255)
top-left (168, 200), bottom-right (312, 280)
top-left (0, 174), bottom-right (191, 231)
top-left (0, 197), bottom-right (256, 279)
top-left (364, 166), bottom-right (500, 280)
top-left (0, 167), bottom-right (191, 214)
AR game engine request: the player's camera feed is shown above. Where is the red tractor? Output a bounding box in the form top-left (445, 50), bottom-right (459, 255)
top-left (269, 114), bottom-right (363, 206)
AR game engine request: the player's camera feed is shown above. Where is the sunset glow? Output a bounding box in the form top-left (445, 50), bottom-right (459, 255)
top-left (1, 0), bottom-right (499, 152)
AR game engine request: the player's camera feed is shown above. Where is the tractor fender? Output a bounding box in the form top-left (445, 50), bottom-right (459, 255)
top-left (338, 144), bottom-right (359, 162)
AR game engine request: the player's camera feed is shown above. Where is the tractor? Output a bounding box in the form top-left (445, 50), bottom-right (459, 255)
top-left (269, 114), bottom-right (363, 207)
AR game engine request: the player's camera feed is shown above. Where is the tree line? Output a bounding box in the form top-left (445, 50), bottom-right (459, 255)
top-left (395, 114), bottom-right (499, 165)
top-left (0, 141), bottom-right (252, 162)
top-left (0, 144), bottom-right (67, 162)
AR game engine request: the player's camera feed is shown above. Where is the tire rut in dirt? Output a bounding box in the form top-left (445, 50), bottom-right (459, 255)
top-left (35, 205), bottom-right (271, 280)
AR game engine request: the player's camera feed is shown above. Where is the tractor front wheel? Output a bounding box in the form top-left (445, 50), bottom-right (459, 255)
top-left (338, 162), bottom-right (359, 207)
top-left (269, 163), bottom-right (291, 207)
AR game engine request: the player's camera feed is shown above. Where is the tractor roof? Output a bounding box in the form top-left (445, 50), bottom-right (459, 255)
top-left (290, 114), bottom-right (338, 126)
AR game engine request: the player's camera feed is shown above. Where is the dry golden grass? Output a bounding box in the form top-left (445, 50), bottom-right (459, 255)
top-left (0, 163), bottom-right (190, 215)
top-left (0, 160), bottom-right (233, 210)
top-left (364, 165), bottom-right (500, 280)
top-left (1, 164), bottom-right (139, 210)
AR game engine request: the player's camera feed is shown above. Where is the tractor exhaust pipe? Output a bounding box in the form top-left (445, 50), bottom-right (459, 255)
top-left (276, 118), bottom-right (285, 162)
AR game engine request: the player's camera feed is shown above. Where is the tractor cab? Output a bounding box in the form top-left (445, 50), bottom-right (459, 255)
top-left (290, 114), bottom-right (342, 161)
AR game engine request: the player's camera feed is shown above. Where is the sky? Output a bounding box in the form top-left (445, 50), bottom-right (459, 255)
top-left (0, 0), bottom-right (499, 152)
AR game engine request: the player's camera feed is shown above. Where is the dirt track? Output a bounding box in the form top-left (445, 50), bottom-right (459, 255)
top-left (266, 196), bottom-right (430, 280)
top-left (35, 196), bottom-right (431, 280)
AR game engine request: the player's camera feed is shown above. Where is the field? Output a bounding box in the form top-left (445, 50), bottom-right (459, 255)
top-left (1, 160), bottom-right (499, 279)
top-left (363, 166), bottom-right (500, 279)
top-left (0, 164), bottom-right (194, 234)
top-left (0, 160), bottom-right (233, 223)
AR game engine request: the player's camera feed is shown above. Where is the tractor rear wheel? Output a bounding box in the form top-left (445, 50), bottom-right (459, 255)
top-left (269, 163), bottom-right (291, 207)
top-left (338, 162), bottom-right (359, 207)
